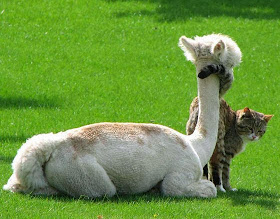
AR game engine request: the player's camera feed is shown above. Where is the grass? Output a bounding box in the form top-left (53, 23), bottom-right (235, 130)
top-left (1, 0), bottom-right (280, 218)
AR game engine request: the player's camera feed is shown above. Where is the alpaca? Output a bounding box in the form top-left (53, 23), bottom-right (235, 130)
top-left (3, 34), bottom-right (241, 198)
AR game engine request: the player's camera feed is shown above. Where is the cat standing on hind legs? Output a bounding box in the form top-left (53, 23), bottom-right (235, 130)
top-left (187, 97), bottom-right (273, 192)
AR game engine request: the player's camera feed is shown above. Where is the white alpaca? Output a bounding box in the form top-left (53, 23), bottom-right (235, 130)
top-left (3, 34), bottom-right (241, 198)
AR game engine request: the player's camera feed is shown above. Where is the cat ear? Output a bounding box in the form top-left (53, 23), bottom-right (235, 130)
top-left (264, 114), bottom-right (273, 123)
top-left (242, 107), bottom-right (252, 117)
top-left (212, 40), bottom-right (225, 56)
top-left (179, 36), bottom-right (198, 62)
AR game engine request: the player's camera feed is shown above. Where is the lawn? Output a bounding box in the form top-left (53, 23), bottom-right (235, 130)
top-left (0, 0), bottom-right (279, 218)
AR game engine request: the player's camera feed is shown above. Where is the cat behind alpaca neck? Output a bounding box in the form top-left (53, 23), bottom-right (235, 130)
top-left (186, 97), bottom-right (273, 192)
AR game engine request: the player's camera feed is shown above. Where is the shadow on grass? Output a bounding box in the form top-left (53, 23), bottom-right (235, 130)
top-left (106, 0), bottom-right (280, 21)
top-left (26, 188), bottom-right (279, 210)
top-left (29, 192), bottom-right (213, 204)
top-left (0, 96), bottom-right (60, 109)
top-left (218, 188), bottom-right (280, 210)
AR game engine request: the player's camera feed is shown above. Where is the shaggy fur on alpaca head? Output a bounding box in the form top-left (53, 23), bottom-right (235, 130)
top-left (179, 34), bottom-right (242, 97)
top-left (179, 34), bottom-right (242, 68)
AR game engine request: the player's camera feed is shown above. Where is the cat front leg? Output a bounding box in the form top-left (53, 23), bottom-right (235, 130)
top-left (208, 120), bottom-right (227, 192)
top-left (222, 155), bottom-right (237, 191)
top-left (208, 147), bottom-right (226, 193)
top-left (209, 162), bottom-right (226, 192)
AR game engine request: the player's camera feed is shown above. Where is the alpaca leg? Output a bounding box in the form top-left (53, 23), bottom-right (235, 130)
top-left (161, 172), bottom-right (217, 198)
top-left (45, 154), bottom-right (116, 198)
top-left (3, 173), bottom-right (60, 196)
top-left (3, 133), bottom-right (65, 195)
top-left (4, 158), bottom-right (58, 196)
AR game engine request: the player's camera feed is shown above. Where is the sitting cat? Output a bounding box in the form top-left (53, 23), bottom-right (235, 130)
top-left (186, 97), bottom-right (273, 192)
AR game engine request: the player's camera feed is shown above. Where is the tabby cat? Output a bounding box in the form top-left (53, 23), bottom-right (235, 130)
top-left (187, 97), bottom-right (273, 192)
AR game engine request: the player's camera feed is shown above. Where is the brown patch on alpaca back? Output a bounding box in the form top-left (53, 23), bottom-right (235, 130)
top-left (68, 122), bottom-right (187, 151)
top-left (139, 125), bottom-right (162, 136)
top-left (78, 126), bottom-right (102, 142)
top-left (137, 137), bottom-right (145, 145)
top-left (140, 125), bottom-right (187, 149)
top-left (175, 136), bottom-right (187, 149)
top-left (68, 123), bottom-right (164, 151)
top-left (68, 124), bottom-right (103, 152)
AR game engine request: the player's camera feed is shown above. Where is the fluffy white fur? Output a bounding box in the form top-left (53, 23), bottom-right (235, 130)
top-left (4, 34), bottom-right (241, 198)
top-left (179, 34), bottom-right (241, 68)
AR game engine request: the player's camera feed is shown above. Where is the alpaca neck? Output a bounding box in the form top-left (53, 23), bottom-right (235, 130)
top-left (190, 71), bottom-right (220, 167)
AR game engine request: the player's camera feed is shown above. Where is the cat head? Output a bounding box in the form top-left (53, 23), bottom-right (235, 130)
top-left (236, 107), bottom-right (273, 142)
top-left (178, 34), bottom-right (242, 71)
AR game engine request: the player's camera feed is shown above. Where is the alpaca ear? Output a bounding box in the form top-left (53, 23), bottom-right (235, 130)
top-left (212, 40), bottom-right (225, 56)
top-left (242, 107), bottom-right (252, 118)
top-left (264, 114), bottom-right (273, 123)
top-left (179, 36), bottom-right (198, 62)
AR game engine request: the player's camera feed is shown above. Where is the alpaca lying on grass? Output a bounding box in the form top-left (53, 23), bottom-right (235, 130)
top-left (4, 34), bottom-right (241, 198)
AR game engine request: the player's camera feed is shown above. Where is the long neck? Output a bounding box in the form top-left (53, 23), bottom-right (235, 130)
top-left (190, 69), bottom-right (220, 167)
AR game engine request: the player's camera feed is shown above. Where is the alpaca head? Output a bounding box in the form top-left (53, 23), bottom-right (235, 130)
top-left (179, 34), bottom-right (242, 72)
top-left (179, 34), bottom-right (242, 96)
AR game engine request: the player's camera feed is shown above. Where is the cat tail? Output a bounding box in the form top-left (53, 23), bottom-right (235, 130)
top-left (3, 133), bottom-right (64, 194)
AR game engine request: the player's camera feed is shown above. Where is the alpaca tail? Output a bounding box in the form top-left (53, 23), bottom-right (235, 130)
top-left (3, 132), bottom-right (64, 194)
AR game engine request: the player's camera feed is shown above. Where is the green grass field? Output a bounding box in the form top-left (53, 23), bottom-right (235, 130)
top-left (1, 0), bottom-right (279, 218)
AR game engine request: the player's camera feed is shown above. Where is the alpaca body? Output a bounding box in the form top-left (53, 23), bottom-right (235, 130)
top-left (49, 123), bottom-right (202, 197)
top-left (5, 123), bottom-right (213, 197)
top-left (4, 34), bottom-right (241, 198)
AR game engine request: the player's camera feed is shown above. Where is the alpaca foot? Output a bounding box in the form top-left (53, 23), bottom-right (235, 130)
top-left (161, 172), bottom-right (217, 198)
top-left (216, 185), bottom-right (226, 193)
top-left (3, 174), bottom-right (26, 193)
top-left (181, 179), bottom-right (217, 198)
top-left (3, 183), bottom-right (25, 193)
top-left (191, 179), bottom-right (217, 198)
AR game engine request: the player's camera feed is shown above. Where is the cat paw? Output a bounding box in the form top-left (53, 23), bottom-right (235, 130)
top-left (216, 185), bottom-right (226, 193)
top-left (223, 186), bottom-right (238, 192)
top-left (198, 64), bottom-right (223, 79)
top-left (229, 188), bottom-right (238, 192)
